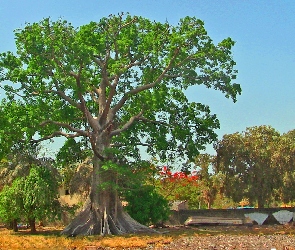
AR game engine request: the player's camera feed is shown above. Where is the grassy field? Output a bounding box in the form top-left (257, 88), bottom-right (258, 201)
top-left (0, 226), bottom-right (173, 250)
top-left (1, 224), bottom-right (295, 249)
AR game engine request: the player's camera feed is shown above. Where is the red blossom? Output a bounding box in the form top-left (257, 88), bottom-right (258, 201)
top-left (159, 166), bottom-right (199, 183)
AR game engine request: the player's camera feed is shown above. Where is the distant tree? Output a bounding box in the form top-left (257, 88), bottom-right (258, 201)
top-left (0, 178), bottom-right (23, 232)
top-left (215, 126), bottom-right (281, 208)
top-left (0, 165), bottom-right (60, 232)
top-left (63, 157), bottom-right (93, 198)
top-left (212, 192), bottom-right (237, 209)
top-left (56, 138), bottom-right (89, 193)
top-left (0, 142), bottom-right (58, 190)
top-left (22, 165), bottom-right (60, 232)
top-left (155, 166), bottom-right (199, 208)
top-left (56, 138), bottom-right (87, 167)
top-left (0, 100), bottom-right (31, 159)
top-left (0, 14), bottom-right (240, 235)
top-left (194, 154), bottom-right (222, 208)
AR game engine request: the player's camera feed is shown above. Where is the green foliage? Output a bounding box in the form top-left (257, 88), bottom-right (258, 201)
top-left (0, 13), bottom-right (240, 163)
top-left (152, 165), bottom-right (200, 210)
top-left (0, 100), bottom-right (35, 159)
top-left (0, 141), bottom-right (59, 195)
top-left (214, 125), bottom-right (292, 208)
top-left (193, 154), bottom-right (225, 209)
top-left (124, 185), bottom-right (170, 226)
top-left (0, 14), bottom-right (241, 232)
top-left (56, 138), bottom-right (89, 189)
top-left (0, 165), bottom-right (60, 228)
top-left (0, 178), bottom-right (23, 223)
top-left (56, 138), bottom-right (87, 167)
top-left (212, 193), bottom-right (237, 209)
top-left (22, 165), bottom-right (60, 222)
top-left (272, 129), bottom-right (295, 203)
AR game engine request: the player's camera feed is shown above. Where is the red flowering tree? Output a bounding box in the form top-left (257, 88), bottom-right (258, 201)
top-left (154, 166), bottom-right (199, 207)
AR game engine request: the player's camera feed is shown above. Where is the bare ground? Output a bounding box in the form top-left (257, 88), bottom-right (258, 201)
top-left (153, 225), bottom-right (295, 250)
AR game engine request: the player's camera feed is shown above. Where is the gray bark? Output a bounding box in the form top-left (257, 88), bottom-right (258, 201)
top-left (61, 151), bottom-right (156, 236)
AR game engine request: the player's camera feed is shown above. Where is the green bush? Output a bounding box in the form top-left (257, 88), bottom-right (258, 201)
top-left (124, 185), bottom-right (170, 226)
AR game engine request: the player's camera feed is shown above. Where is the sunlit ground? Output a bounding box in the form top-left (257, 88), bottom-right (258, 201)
top-left (0, 224), bottom-right (295, 249)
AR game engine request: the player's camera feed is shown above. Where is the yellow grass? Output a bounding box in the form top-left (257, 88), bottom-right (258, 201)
top-left (1, 224), bottom-right (295, 249)
top-left (0, 226), bottom-right (173, 250)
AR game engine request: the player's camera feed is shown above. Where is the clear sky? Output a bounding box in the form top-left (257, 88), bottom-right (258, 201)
top-left (1, 0), bottom-right (295, 155)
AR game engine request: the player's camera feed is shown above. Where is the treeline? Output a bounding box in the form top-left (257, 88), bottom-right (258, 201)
top-left (161, 125), bottom-right (295, 209)
top-left (1, 125), bottom-right (295, 232)
top-left (141, 125), bottom-right (295, 210)
top-left (214, 125), bottom-right (295, 208)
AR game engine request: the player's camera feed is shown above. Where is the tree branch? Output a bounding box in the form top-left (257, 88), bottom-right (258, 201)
top-left (0, 85), bottom-right (26, 98)
top-left (40, 120), bottom-right (89, 137)
top-left (111, 47), bottom-right (180, 115)
top-left (31, 131), bottom-right (83, 143)
top-left (91, 83), bottom-right (101, 98)
top-left (110, 142), bottom-right (152, 147)
top-left (93, 56), bottom-right (103, 67)
top-left (51, 80), bottom-right (82, 110)
top-left (73, 65), bottom-right (98, 131)
top-left (137, 116), bottom-right (170, 127)
top-left (89, 135), bottom-right (105, 161)
top-left (99, 75), bottom-right (119, 125)
top-left (110, 110), bottom-right (143, 137)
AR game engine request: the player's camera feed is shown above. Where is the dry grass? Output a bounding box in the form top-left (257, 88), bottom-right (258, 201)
top-left (0, 226), bottom-right (173, 250)
top-left (1, 224), bottom-right (295, 249)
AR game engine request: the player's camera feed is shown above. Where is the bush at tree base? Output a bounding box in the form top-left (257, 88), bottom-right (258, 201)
top-left (124, 185), bottom-right (170, 226)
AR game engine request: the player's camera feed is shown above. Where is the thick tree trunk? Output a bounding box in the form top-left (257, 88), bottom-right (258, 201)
top-left (61, 197), bottom-right (155, 236)
top-left (61, 155), bottom-right (156, 236)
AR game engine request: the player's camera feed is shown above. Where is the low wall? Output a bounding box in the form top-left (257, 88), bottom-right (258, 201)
top-left (167, 207), bottom-right (295, 225)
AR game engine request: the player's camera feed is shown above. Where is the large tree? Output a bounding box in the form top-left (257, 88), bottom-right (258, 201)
top-left (0, 14), bottom-right (240, 235)
top-left (215, 126), bottom-right (281, 208)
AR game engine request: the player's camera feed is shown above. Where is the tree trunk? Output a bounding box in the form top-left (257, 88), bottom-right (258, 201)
top-left (28, 218), bottom-right (36, 233)
top-left (12, 219), bottom-right (18, 232)
top-left (257, 196), bottom-right (265, 208)
top-left (61, 155), bottom-right (156, 236)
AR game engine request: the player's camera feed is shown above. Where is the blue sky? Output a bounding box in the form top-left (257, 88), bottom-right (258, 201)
top-left (1, 0), bottom-right (295, 155)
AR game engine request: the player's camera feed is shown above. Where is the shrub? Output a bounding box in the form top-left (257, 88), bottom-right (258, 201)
top-left (124, 185), bottom-right (170, 226)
